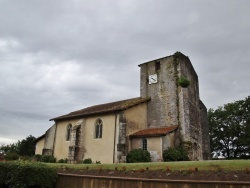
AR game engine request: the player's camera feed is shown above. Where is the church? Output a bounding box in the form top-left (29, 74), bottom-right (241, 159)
top-left (35, 52), bottom-right (210, 163)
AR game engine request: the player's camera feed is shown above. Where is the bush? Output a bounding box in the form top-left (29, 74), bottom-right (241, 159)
top-left (178, 76), bottom-right (190, 88)
top-left (40, 155), bottom-right (56, 163)
top-left (0, 161), bottom-right (57, 188)
top-left (163, 147), bottom-right (189, 161)
top-left (4, 152), bottom-right (19, 161)
top-left (34, 154), bottom-right (42, 161)
top-left (58, 158), bottom-right (68, 163)
top-left (126, 149), bottom-right (151, 163)
top-left (83, 158), bottom-right (92, 164)
top-left (239, 155), bottom-right (250, 159)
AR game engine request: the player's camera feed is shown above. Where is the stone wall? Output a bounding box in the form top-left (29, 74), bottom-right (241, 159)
top-left (139, 57), bottom-right (178, 128)
top-left (139, 53), bottom-right (209, 160)
top-left (199, 100), bottom-right (211, 160)
top-left (68, 119), bottom-right (85, 163)
top-left (117, 112), bottom-right (126, 161)
top-left (178, 55), bottom-right (203, 160)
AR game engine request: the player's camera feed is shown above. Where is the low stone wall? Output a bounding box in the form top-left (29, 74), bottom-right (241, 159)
top-left (56, 173), bottom-right (250, 188)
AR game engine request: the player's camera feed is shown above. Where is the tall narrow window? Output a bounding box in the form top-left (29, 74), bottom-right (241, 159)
top-left (155, 61), bottom-right (160, 71)
top-left (95, 119), bottom-right (103, 139)
top-left (142, 138), bottom-right (147, 150)
top-left (66, 124), bottom-right (72, 141)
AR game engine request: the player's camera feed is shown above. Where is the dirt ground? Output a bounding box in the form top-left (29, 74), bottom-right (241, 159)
top-left (58, 168), bottom-right (250, 182)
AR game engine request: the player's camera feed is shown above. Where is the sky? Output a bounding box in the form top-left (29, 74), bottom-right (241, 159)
top-left (0, 0), bottom-right (249, 145)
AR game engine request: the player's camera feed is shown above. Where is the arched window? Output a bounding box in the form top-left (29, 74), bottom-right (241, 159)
top-left (142, 138), bottom-right (147, 150)
top-left (95, 119), bottom-right (103, 139)
top-left (66, 124), bottom-right (72, 141)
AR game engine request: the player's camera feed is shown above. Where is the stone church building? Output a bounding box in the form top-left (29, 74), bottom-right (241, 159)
top-left (35, 52), bottom-right (210, 163)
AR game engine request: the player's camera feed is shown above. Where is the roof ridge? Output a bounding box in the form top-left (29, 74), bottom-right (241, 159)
top-left (70, 97), bottom-right (146, 114)
top-left (50, 97), bottom-right (150, 121)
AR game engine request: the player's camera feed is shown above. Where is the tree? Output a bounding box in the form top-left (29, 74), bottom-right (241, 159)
top-left (0, 143), bottom-right (18, 154)
top-left (0, 135), bottom-right (36, 157)
top-left (16, 135), bottom-right (36, 156)
top-left (208, 96), bottom-right (250, 158)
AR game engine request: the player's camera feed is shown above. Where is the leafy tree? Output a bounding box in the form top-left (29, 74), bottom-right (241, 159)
top-left (16, 135), bottom-right (36, 156)
top-left (208, 96), bottom-right (250, 158)
top-left (0, 135), bottom-right (36, 158)
top-left (0, 143), bottom-right (18, 154)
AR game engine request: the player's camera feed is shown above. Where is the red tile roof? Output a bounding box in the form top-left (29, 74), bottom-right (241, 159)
top-left (129, 125), bottom-right (178, 138)
top-left (50, 97), bottom-right (150, 121)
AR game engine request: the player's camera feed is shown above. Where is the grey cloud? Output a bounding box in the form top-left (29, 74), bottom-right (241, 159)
top-left (0, 0), bottom-right (249, 144)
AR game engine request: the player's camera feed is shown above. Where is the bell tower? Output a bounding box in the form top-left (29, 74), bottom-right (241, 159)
top-left (138, 52), bottom-right (210, 160)
top-left (139, 55), bottom-right (179, 128)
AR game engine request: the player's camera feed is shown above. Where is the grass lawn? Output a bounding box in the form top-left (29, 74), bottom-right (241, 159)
top-left (46, 160), bottom-right (250, 171)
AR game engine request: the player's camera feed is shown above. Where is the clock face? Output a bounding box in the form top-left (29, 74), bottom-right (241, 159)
top-left (149, 74), bottom-right (158, 84)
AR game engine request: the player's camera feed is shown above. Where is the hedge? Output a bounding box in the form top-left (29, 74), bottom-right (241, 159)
top-left (0, 161), bottom-right (57, 188)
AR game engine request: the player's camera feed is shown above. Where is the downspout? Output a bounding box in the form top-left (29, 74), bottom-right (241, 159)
top-left (113, 114), bottom-right (118, 163)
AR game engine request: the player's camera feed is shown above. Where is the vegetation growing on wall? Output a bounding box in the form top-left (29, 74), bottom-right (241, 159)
top-left (173, 51), bottom-right (188, 128)
top-left (0, 161), bottom-right (57, 188)
top-left (178, 76), bottom-right (190, 88)
top-left (173, 52), bottom-right (180, 128)
top-left (126, 149), bottom-right (151, 163)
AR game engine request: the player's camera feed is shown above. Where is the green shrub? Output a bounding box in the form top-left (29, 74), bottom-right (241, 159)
top-left (83, 158), bottom-right (92, 164)
top-left (178, 76), bottom-right (190, 88)
top-left (40, 155), bottom-right (56, 163)
top-left (0, 162), bottom-right (8, 186)
top-left (163, 147), bottom-right (189, 161)
top-left (34, 154), bottom-right (42, 161)
top-left (4, 152), bottom-right (19, 161)
top-left (126, 149), bottom-right (151, 163)
top-left (0, 161), bottom-right (57, 188)
top-left (19, 155), bottom-right (31, 161)
top-left (58, 158), bottom-right (68, 163)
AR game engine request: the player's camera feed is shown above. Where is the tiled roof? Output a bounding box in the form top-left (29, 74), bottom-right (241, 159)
top-left (50, 97), bottom-right (150, 121)
top-left (129, 125), bottom-right (178, 138)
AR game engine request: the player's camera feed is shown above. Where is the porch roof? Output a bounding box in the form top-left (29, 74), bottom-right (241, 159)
top-left (129, 125), bottom-right (178, 138)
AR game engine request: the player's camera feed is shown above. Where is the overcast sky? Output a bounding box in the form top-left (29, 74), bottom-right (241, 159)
top-left (0, 0), bottom-right (249, 145)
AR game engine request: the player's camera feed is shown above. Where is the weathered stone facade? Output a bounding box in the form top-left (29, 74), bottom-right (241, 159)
top-left (68, 119), bottom-right (85, 163)
top-left (139, 53), bottom-right (210, 160)
top-left (140, 57), bottom-right (179, 128)
top-left (117, 113), bottom-right (127, 162)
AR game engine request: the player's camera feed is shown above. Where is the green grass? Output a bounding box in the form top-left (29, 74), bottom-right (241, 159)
top-left (46, 160), bottom-right (250, 171)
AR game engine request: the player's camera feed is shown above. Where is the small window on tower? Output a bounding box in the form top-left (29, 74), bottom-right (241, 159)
top-left (155, 61), bottom-right (160, 71)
